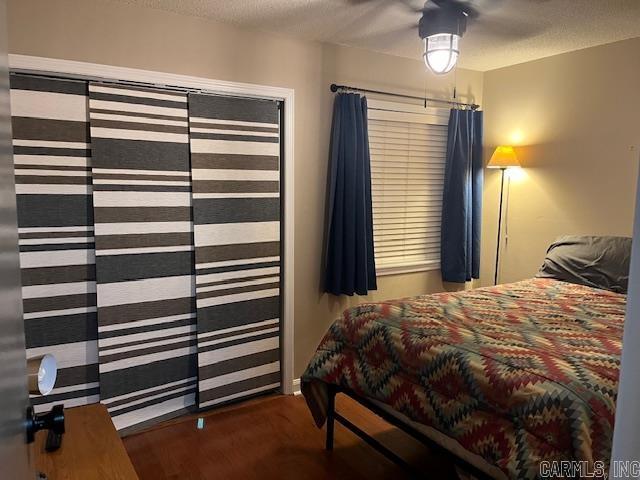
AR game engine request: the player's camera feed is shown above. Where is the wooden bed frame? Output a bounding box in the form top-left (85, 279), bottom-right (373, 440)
top-left (325, 385), bottom-right (496, 480)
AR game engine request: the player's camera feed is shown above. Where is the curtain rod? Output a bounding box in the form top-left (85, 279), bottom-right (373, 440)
top-left (330, 83), bottom-right (479, 110)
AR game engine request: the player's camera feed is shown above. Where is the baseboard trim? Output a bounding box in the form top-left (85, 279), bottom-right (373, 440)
top-left (118, 405), bottom-right (197, 437)
top-left (292, 378), bottom-right (302, 396)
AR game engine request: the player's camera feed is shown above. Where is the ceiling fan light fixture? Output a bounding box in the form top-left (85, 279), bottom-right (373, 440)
top-left (424, 33), bottom-right (460, 75)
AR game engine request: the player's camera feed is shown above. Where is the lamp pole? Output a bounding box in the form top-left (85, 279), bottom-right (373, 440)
top-left (493, 167), bottom-right (506, 285)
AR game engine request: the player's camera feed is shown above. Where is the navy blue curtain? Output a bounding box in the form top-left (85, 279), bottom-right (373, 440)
top-left (441, 109), bottom-right (484, 283)
top-left (324, 93), bottom-right (377, 296)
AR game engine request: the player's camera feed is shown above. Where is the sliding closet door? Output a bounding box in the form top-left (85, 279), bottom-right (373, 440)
top-left (88, 83), bottom-right (197, 431)
top-left (10, 74), bottom-right (99, 412)
top-left (188, 94), bottom-right (281, 409)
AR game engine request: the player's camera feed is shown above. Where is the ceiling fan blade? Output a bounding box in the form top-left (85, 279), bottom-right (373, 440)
top-left (344, 0), bottom-right (428, 14)
top-left (429, 0), bottom-right (480, 19)
top-left (342, 0), bottom-right (424, 14)
top-left (345, 22), bottom-right (420, 45)
top-left (469, 15), bottom-right (543, 40)
top-left (396, 0), bottom-right (429, 13)
top-left (333, 0), bottom-right (419, 44)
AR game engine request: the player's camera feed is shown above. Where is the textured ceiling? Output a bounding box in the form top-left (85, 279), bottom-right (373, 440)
top-left (110, 0), bottom-right (640, 71)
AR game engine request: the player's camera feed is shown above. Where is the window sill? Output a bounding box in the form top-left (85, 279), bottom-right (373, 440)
top-left (376, 262), bottom-right (440, 277)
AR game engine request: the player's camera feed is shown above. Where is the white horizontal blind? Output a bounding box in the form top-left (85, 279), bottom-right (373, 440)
top-left (368, 99), bottom-right (449, 271)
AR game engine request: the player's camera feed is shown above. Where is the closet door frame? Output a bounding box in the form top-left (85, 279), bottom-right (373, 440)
top-left (9, 54), bottom-right (295, 395)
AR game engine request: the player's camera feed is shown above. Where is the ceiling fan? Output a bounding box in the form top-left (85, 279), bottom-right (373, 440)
top-left (348, 0), bottom-right (508, 75)
top-left (417, 0), bottom-right (477, 74)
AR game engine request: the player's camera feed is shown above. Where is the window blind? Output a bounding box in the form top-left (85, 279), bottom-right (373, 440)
top-left (367, 99), bottom-right (449, 272)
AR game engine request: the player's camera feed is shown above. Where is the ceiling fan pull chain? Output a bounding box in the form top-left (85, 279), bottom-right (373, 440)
top-left (453, 61), bottom-right (458, 109)
top-left (452, 28), bottom-right (459, 109)
top-left (424, 74), bottom-right (428, 108)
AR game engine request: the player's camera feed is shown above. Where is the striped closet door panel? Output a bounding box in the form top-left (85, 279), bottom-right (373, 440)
top-left (88, 83), bottom-right (197, 431)
top-left (188, 94), bottom-right (281, 409)
top-left (10, 74), bottom-right (100, 412)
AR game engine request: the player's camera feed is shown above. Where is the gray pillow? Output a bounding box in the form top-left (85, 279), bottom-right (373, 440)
top-left (536, 235), bottom-right (631, 293)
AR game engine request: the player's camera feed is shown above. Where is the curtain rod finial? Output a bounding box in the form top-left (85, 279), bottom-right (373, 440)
top-left (330, 84), bottom-right (339, 93)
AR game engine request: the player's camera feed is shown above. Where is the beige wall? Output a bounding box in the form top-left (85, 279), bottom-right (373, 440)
top-left (7, 0), bottom-right (483, 376)
top-left (8, 0), bottom-right (638, 384)
top-left (480, 38), bottom-right (640, 286)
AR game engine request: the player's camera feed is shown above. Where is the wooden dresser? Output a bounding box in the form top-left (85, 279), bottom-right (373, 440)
top-left (30, 404), bottom-right (138, 479)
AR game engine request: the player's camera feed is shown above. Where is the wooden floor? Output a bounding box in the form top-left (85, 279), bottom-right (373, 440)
top-left (123, 394), bottom-right (458, 480)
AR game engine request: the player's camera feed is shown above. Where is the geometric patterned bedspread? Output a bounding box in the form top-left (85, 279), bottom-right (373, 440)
top-left (301, 279), bottom-right (626, 479)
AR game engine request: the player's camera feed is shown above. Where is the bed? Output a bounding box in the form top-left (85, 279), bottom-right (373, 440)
top-left (302, 236), bottom-right (630, 479)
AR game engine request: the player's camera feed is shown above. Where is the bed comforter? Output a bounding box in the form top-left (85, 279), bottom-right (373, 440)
top-left (301, 279), bottom-right (626, 479)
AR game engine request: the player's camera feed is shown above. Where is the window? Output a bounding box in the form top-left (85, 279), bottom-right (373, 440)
top-left (367, 99), bottom-right (449, 274)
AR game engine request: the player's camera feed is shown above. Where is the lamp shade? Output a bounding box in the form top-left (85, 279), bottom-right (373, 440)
top-left (487, 145), bottom-right (520, 169)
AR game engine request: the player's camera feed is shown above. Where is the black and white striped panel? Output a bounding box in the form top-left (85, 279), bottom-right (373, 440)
top-left (10, 74), bottom-right (100, 412)
top-left (188, 94), bottom-right (281, 409)
top-left (89, 83), bottom-right (197, 431)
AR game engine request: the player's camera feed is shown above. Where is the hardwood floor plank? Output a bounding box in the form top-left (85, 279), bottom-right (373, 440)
top-left (123, 394), bottom-right (457, 479)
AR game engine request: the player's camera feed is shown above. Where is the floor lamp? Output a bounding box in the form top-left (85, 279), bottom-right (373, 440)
top-left (487, 146), bottom-right (520, 285)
